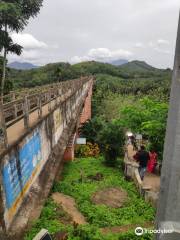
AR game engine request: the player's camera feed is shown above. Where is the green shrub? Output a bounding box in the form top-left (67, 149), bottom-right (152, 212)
top-left (98, 122), bottom-right (125, 166)
top-left (75, 143), bottom-right (100, 157)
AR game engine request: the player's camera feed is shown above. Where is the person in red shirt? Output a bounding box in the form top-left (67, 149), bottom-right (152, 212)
top-left (147, 149), bottom-right (157, 173)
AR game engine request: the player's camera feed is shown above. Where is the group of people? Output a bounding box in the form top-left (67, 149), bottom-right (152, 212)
top-left (133, 145), bottom-right (157, 181)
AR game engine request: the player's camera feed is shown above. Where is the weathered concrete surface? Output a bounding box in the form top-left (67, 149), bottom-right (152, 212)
top-left (52, 192), bottom-right (87, 225)
top-left (156, 14), bottom-right (180, 239)
top-left (0, 78), bottom-right (93, 239)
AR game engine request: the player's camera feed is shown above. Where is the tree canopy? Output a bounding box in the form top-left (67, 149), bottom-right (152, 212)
top-left (0, 0), bottom-right (43, 95)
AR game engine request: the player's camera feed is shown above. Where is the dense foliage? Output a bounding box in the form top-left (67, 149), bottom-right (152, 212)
top-left (75, 142), bottom-right (100, 158)
top-left (85, 61), bottom-right (171, 161)
top-left (97, 121), bottom-right (125, 165)
top-left (25, 157), bottom-right (154, 240)
top-left (120, 98), bottom-right (168, 158)
top-left (8, 60), bottom-right (171, 92)
top-left (80, 118), bottom-right (125, 165)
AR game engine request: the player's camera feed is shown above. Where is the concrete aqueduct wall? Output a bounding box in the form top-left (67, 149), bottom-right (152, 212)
top-left (0, 77), bottom-right (93, 236)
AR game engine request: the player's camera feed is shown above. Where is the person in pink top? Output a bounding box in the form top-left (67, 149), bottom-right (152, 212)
top-left (147, 149), bottom-right (157, 173)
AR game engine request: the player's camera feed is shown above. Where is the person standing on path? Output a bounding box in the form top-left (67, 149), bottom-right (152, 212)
top-left (130, 135), bottom-right (138, 151)
top-left (147, 149), bottom-right (157, 173)
top-left (134, 145), bottom-right (149, 180)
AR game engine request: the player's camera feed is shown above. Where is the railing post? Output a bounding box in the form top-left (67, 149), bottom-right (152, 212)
top-left (70, 95), bottom-right (73, 119)
top-left (12, 94), bottom-right (18, 119)
top-left (0, 101), bottom-right (8, 148)
top-left (23, 96), bottom-right (29, 129)
top-left (48, 91), bottom-right (51, 112)
top-left (55, 89), bottom-right (58, 107)
top-left (37, 94), bottom-right (42, 119)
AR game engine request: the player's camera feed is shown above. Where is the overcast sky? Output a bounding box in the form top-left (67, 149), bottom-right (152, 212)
top-left (9, 0), bottom-right (180, 68)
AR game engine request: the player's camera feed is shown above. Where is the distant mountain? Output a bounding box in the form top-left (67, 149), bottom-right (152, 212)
top-left (119, 60), bottom-right (160, 73)
top-left (9, 59), bottom-right (171, 89)
top-left (109, 59), bottom-right (128, 66)
top-left (8, 61), bottom-right (39, 70)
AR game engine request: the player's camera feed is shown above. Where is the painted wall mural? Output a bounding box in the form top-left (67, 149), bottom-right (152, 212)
top-left (2, 131), bottom-right (42, 224)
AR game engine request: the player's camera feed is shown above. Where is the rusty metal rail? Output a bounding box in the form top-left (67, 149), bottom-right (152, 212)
top-left (0, 77), bottom-right (91, 149)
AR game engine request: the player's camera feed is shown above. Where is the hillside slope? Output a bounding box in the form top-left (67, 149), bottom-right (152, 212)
top-left (8, 60), bottom-right (171, 89)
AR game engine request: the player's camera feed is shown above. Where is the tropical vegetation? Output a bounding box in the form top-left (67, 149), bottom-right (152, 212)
top-left (25, 157), bottom-right (154, 240)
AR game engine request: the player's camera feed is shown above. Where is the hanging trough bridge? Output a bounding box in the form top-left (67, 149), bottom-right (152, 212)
top-left (0, 76), bottom-right (93, 236)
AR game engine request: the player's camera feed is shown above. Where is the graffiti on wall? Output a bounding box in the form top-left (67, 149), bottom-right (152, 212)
top-left (54, 108), bottom-right (63, 144)
top-left (2, 131), bottom-right (42, 222)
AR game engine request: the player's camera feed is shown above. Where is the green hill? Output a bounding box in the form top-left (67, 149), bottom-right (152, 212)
top-left (120, 60), bottom-right (156, 71)
top-left (7, 60), bottom-right (171, 90)
top-left (119, 60), bottom-right (170, 77)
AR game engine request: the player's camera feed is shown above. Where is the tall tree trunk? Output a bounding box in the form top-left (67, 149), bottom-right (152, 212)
top-left (1, 24), bottom-right (7, 102)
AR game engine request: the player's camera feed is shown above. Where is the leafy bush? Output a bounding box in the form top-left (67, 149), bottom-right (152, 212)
top-left (80, 117), bottom-right (105, 144)
top-left (120, 97), bottom-right (168, 160)
top-left (97, 122), bottom-right (125, 166)
top-left (75, 142), bottom-right (100, 157)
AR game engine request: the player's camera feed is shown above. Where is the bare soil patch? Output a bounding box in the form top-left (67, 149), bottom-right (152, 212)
top-left (91, 187), bottom-right (128, 208)
top-left (52, 192), bottom-right (87, 225)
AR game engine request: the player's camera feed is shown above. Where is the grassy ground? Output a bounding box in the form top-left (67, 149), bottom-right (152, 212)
top-left (25, 157), bottom-right (155, 240)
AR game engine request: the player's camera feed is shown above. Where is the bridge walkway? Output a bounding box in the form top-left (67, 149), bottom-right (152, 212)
top-left (7, 99), bottom-right (56, 146)
top-left (0, 77), bottom-right (91, 155)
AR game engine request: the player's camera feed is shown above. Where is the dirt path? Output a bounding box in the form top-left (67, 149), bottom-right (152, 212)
top-left (127, 144), bottom-right (160, 192)
top-left (101, 221), bottom-right (154, 234)
top-left (52, 192), bottom-right (87, 225)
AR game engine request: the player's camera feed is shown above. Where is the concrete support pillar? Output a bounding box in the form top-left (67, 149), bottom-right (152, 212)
top-left (156, 13), bottom-right (180, 239)
top-left (63, 133), bottom-right (76, 162)
top-left (63, 146), bottom-right (75, 162)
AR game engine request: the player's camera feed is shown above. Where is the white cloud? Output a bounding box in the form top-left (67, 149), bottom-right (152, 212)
top-left (8, 0), bottom-right (178, 68)
top-left (148, 40), bottom-right (171, 55)
top-left (157, 39), bottom-right (170, 45)
top-left (70, 55), bottom-right (91, 64)
top-left (11, 33), bottom-right (47, 50)
top-left (148, 41), bottom-right (154, 47)
top-left (134, 42), bottom-right (144, 48)
top-left (88, 48), bottom-right (111, 59)
top-left (88, 48), bottom-right (132, 59)
top-left (9, 33), bottom-right (49, 65)
top-left (70, 48), bottom-right (133, 63)
top-left (153, 48), bottom-right (170, 54)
